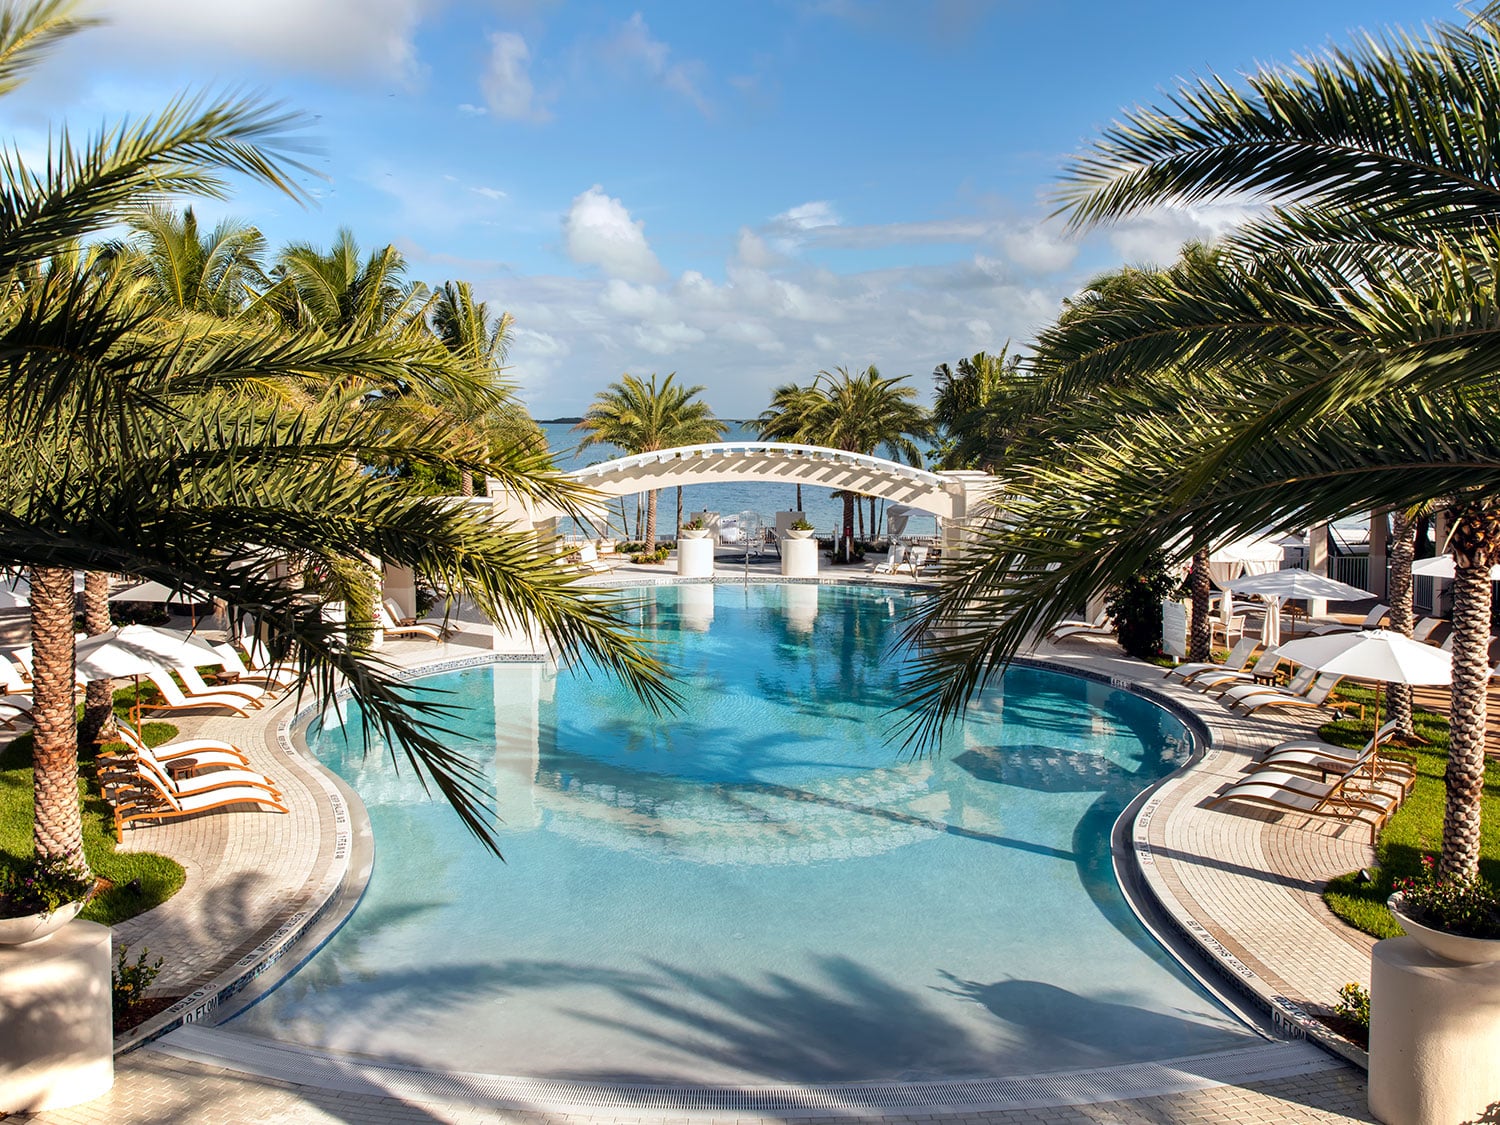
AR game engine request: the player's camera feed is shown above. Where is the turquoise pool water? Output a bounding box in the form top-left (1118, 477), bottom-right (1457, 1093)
top-left (236, 583), bottom-right (1255, 1084)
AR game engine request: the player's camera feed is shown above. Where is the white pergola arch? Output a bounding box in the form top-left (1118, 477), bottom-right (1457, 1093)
top-left (487, 441), bottom-right (998, 557)
top-left (568, 441), bottom-right (967, 519)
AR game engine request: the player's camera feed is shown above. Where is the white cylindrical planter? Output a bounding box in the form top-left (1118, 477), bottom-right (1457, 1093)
top-left (0, 920), bottom-right (113, 1112)
top-left (677, 536), bottom-right (714, 578)
top-left (781, 538), bottom-right (818, 578)
top-left (1369, 936), bottom-right (1500, 1125)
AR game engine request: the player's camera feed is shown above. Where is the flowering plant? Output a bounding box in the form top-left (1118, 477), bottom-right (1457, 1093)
top-left (0, 854), bottom-right (93, 918)
top-left (1392, 855), bottom-right (1500, 939)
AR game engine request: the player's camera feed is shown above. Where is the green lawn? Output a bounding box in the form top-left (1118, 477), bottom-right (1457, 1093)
top-left (1319, 682), bottom-right (1500, 938)
top-left (0, 690), bottom-right (186, 926)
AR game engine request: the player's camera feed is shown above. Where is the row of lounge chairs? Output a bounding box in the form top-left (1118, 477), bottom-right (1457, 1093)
top-left (1163, 633), bottom-right (1436, 841)
top-left (98, 725), bottom-right (287, 841)
top-left (1207, 721), bottom-right (1416, 844)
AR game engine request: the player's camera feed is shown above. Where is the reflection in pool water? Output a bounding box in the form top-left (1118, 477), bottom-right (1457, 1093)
top-left (234, 583), bottom-right (1254, 1085)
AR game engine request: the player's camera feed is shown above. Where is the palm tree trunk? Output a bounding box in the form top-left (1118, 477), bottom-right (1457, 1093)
top-left (77, 571), bottom-right (117, 752)
top-left (676, 485), bottom-right (683, 539)
top-left (29, 566), bottom-right (87, 870)
top-left (645, 489), bottom-right (659, 550)
top-left (840, 492), bottom-right (856, 563)
top-left (1386, 510), bottom-right (1417, 738)
top-left (1440, 503), bottom-right (1498, 881)
top-left (856, 495), bottom-right (865, 540)
top-left (795, 483), bottom-right (803, 511)
top-left (1189, 546), bottom-right (1212, 663)
top-left (459, 469), bottom-right (474, 497)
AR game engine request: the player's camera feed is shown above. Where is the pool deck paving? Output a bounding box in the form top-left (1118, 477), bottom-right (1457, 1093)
top-left (11, 566), bottom-right (1387, 1124)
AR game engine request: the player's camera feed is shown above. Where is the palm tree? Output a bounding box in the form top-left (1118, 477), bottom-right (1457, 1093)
top-left (778, 366), bottom-right (931, 563)
top-left (757, 381), bottom-right (826, 511)
top-left (575, 373), bottom-right (726, 549)
top-left (910, 4), bottom-right (1500, 881)
top-left (107, 204), bottom-right (267, 316)
top-left (0, 2), bottom-right (673, 865)
top-left (269, 229), bottom-right (430, 340)
top-left (930, 346), bottom-right (1029, 472)
top-left (429, 280), bottom-right (539, 498)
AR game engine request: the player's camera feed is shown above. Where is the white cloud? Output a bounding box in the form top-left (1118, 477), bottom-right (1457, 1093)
top-left (481, 31), bottom-right (550, 122)
top-left (771, 201), bottom-right (840, 232)
top-left (94, 0), bottom-right (430, 80)
top-left (734, 228), bottom-right (781, 269)
top-left (634, 321), bottom-right (706, 353)
top-left (471, 186), bottom-right (509, 202)
top-left (1107, 202), bottom-right (1263, 266)
top-left (1001, 224), bottom-right (1078, 274)
top-left (603, 13), bottom-right (710, 115)
top-left (458, 103), bottom-right (488, 116)
top-left (562, 185), bottom-right (665, 282)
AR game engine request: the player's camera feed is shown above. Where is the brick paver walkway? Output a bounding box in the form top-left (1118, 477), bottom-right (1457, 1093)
top-left (11, 571), bottom-right (1383, 1122)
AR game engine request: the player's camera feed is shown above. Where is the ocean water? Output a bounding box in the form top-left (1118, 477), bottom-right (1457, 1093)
top-left (232, 583), bottom-right (1253, 1085)
top-left (544, 421), bottom-right (939, 541)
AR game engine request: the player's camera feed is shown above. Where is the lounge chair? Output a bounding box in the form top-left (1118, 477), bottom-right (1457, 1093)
top-left (1233, 672), bottom-right (1345, 716)
top-left (1216, 665), bottom-right (1316, 707)
top-left (377, 604), bottom-right (447, 642)
top-left (104, 745), bottom-right (280, 801)
top-left (1194, 646), bottom-right (1284, 693)
top-left (1410, 616), bottom-right (1443, 644)
top-left (1044, 609), bottom-right (1107, 640)
top-left (1252, 722), bottom-right (1415, 796)
top-left (1305, 603), bottom-right (1390, 636)
top-left (0, 693), bottom-right (33, 728)
top-left (872, 544), bottom-right (907, 575)
top-left (106, 769), bottom-right (287, 842)
top-left (139, 670), bottom-right (260, 717)
top-left (105, 723), bottom-right (253, 769)
top-left (209, 642), bottom-right (298, 691)
top-left (562, 542), bottom-right (615, 577)
top-left (1207, 760), bottom-right (1402, 843)
top-left (1165, 636), bottom-right (1258, 683)
top-left (171, 662), bottom-right (270, 707)
top-left (383, 598), bottom-right (462, 638)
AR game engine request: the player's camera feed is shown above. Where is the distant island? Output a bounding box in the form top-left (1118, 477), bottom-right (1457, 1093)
top-left (538, 417), bottom-right (749, 426)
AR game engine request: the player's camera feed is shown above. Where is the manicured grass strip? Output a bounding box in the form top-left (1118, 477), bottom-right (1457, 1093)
top-left (1319, 681), bottom-right (1500, 939)
top-left (0, 689), bottom-right (186, 926)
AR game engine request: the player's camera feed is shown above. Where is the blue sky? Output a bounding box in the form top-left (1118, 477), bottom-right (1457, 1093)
top-left (13, 0), bottom-right (1461, 418)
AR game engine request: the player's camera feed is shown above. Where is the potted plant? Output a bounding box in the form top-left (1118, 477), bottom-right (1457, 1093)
top-left (0, 855), bottom-right (94, 946)
top-left (679, 518), bottom-right (710, 540)
top-left (1388, 855), bottom-right (1500, 964)
top-left (786, 518), bottom-right (815, 540)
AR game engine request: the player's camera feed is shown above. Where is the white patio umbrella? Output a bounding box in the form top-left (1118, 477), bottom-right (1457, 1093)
top-left (1410, 555), bottom-right (1500, 580)
top-left (72, 625), bottom-right (229, 735)
top-left (1225, 570), bottom-right (1375, 642)
top-left (0, 572), bottom-right (86, 610)
top-left (1276, 628), bottom-right (1452, 742)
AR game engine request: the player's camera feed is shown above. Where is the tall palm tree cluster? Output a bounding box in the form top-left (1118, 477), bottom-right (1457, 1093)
top-left (757, 365), bottom-right (932, 562)
top-left (1, 0), bottom-right (669, 865)
top-left (575, 373), bottom-right (727, 549)
top-left (908, 3), bottom-right (1500, 883)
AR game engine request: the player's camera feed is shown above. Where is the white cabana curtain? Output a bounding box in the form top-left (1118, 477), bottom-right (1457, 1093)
top-left (1207, 535), bottom-right (1286, 628)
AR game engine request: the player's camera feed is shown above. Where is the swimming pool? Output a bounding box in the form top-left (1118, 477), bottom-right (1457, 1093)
top-left (235, 582), bottom-right (1255, 1085)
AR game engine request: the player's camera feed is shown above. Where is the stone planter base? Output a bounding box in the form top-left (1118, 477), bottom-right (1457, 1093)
top-left (0, 919), bottom-right (113, 1112)
top-left (1369, 936), bottom-right (1500, 1125)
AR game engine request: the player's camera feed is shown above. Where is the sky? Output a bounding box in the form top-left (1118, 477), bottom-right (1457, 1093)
top-left (8, 0), bottom-right (1464, 419)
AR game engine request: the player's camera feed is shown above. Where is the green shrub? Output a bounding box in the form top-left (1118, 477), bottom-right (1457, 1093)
top-left (1334, 982), bottom-right (1370, 1032)
top-left (113, 945), bottom-right (164, 1021)
top-left (1106, 552), bottom-right (1184, 659)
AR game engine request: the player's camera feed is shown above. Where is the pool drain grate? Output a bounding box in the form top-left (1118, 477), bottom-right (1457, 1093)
top-left (155, 1027), bottom-right (1344, 1117)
